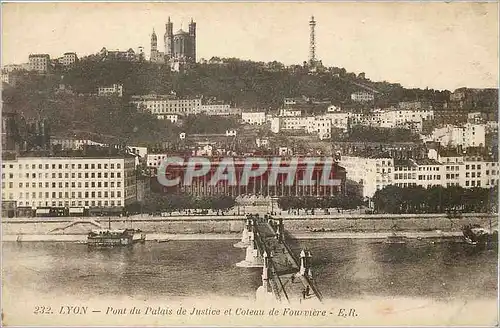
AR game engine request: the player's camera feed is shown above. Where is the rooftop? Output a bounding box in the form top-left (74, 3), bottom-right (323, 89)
top-left (414, 158), bottom-right (441, 166)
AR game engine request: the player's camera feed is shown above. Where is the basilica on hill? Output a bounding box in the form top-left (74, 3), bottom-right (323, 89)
top-left (150, 17), bottom-right (196, 71)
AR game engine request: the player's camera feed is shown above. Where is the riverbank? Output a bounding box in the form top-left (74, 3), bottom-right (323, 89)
top-left (2, 230), bottom-right (464, 242)
top-left (2, 213), bottom-right (495, 237)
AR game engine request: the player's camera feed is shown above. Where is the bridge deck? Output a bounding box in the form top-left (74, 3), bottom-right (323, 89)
top-left (253, 219), bottom-right (322, 304)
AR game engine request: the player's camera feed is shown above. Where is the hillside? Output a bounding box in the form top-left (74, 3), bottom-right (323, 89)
top-left (2, 85), bottom-right (179, 146)
top-left (2, 57), bottom-right (498, 146)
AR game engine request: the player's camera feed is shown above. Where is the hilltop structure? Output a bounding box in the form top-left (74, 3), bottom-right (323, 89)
top-left (150, 17), bottom-right (197, 71)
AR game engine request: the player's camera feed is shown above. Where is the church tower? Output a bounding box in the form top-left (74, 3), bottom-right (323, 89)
top-left (164, 16), bottom-right (174, 60)
top-left (150, 28), bottom-right (158, 62)
top-left (151, 28), bottom-right (157, 52)
top-left (188, 18), bottom-right (196, 62)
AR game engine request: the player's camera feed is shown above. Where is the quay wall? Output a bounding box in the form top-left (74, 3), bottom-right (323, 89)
top-left (2, 213), bottom-right (496, 236)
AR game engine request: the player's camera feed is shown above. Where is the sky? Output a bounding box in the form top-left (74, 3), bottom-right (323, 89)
top-left (1, 2), bottom-right (498, 91)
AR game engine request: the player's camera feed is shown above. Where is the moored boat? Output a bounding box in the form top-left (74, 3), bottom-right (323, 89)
top-left (87, 228), bottom-right (146, 247)
top-left (461, 224), bottom-right (498, 246)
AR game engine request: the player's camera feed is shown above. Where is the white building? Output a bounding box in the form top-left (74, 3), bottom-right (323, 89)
top-left (241, 112), bottom-right (267, 125)
top-left (279, 116), bottom-right (314, 131)
top-left (486, 121), bottom-right (498, 132)
top-left (60, 52), bottom-right (78, 67)
top-left (306, 117), bottom-right (331, 140)
top-left (192, 104), bottom-right (240, 116)
top-left (340, 155), bottom-right (394, 198)
top-left (125, 146), bottom-right (148, 158)
top-left (194, 144), bottom-right (213, 156)
top-left (2, 64), bottom-right (26, 72)
top-left (351, 91), bottom-right (374, 102)
top-left (413, 159), bottom-right (443, 189)
top-left (278, 147), bottom-right (293, 156)
top-left (428, 149), bottom-right (499, 188)
top-left (326, 112), bottom-right (364, 130)
top-left (393, 160), bottom-right (418, 188)
top-left (429, 123), bottom-right (485, 148)
top-left (131, 95), bottom-right (201, 116)
top-left (270, 117), bottom-right (281, 133)
top-left (398, 101), bottom-right (431, 110)
top-left (146, 154), bottom-right (168, 168)
top-left (327, 105), bottom-right (342, 113)
top-left (279, 109), bottom-right (302, 117)
top-left (1, 71), bottom-right (10, 84)
top-left (98, 84), bottom-right (123, 97)
top-left (1, 156), bottom-right (137, 209)
top-left (461, 156), bottom-right (499, 189)
top-left (157, 114), bottom-right (179, 123)
top-left (50, 138), bottom-right (107, 150)
top-left (28, 54), bottom-right (50, 73)
top-left (256, 138), bottom-right (269, 147)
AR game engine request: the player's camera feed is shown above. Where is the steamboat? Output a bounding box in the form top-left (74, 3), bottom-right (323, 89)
top-left (87, 218), bottom-right (146, 247)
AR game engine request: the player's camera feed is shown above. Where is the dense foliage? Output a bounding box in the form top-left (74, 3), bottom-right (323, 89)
top-left (277, 195), bottom-right (364, 213)
top-left (183, 114), bottom-right (239, 135)
top-left (3, 57), bottom-right (497, 146)
top-left (126, 193), bottom-right (236, 215)
top-left (19, 57), bottom-right (496, 110)
top-left (372, 185), bottom-right (498, 214)
top-left (2, 86), bottom-right (179, 146)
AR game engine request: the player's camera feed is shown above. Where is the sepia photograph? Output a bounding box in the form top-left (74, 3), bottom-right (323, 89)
top-left (1, 2), bottom-right (499, 326)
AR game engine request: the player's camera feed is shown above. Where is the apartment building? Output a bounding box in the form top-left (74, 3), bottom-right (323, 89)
top-left (192, 104), bottom-right (240, 116)
top-left (157, 114), bottom-right (179, 123)
top-left (50, 138), bottom-right (106, 150)
top-left (343, 149), bottom-right (498, 198)
top-left (350, 91), bottom-right (374, 102)
top-left (98, 84), bottom-right (123, 97)
top-left (340, 155), bottom-right (394, 198)
top-left (279, 109), bottom-right (302, 117)
top-left (428, 123), bottom-right (485, 148)
top-left (1, 156), bottom-right (137, 210)
top-left (131, 95), bottom-right (201, 116)
top-left (146, 154), bottom-right (168, 168)
top-left (306, 117), bottom-right (331, 140)
top-left (60, 52), bottom-right (78, 67)
top-left (28, 54), bottom-right (51, 73)
top-left (241, 112), bottom-right (267, 125)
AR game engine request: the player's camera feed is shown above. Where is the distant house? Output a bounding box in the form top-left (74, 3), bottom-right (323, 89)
top-left (98, 84), bottom-right (123, 97)
top-left (350, 91), bottom-right (374, 102)
top-left (28, 54), bottom-right (50, 73)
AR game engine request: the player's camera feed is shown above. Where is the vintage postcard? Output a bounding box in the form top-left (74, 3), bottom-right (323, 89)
top-left (1, 1), bottom-right (498, 327)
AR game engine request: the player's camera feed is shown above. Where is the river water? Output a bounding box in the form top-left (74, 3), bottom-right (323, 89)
top-left (3, 238), bottom-right (497, 301)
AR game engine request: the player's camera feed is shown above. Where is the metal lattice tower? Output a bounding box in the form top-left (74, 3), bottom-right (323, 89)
top-left (309, 16), bottom-right (316, 65)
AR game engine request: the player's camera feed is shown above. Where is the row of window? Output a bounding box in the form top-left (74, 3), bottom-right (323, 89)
top-left (16, 191), bottom-right (122, 199)
top-left (465, 180), bottom-right (481, 187)
top-left (394, 166), bottom-right (416, 172)
top-left (394, 173), bottom-right (416, 180)
top-left (417, 175), bottom-right (441, 180)
top-left (2, 181), bottom-right (123, 189)
top-left (2, 172), bottom-right (123, 179)
top-left (395, 183), bottom-right (418, 187)
top-left (465, 172), bottom-right (481, 178)
top-left (465, 164), bottom-right (482, 170)
top-left (2, 163), bottom-right (122, 170)
top-left (18, 200), bottom-right (122, 207)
